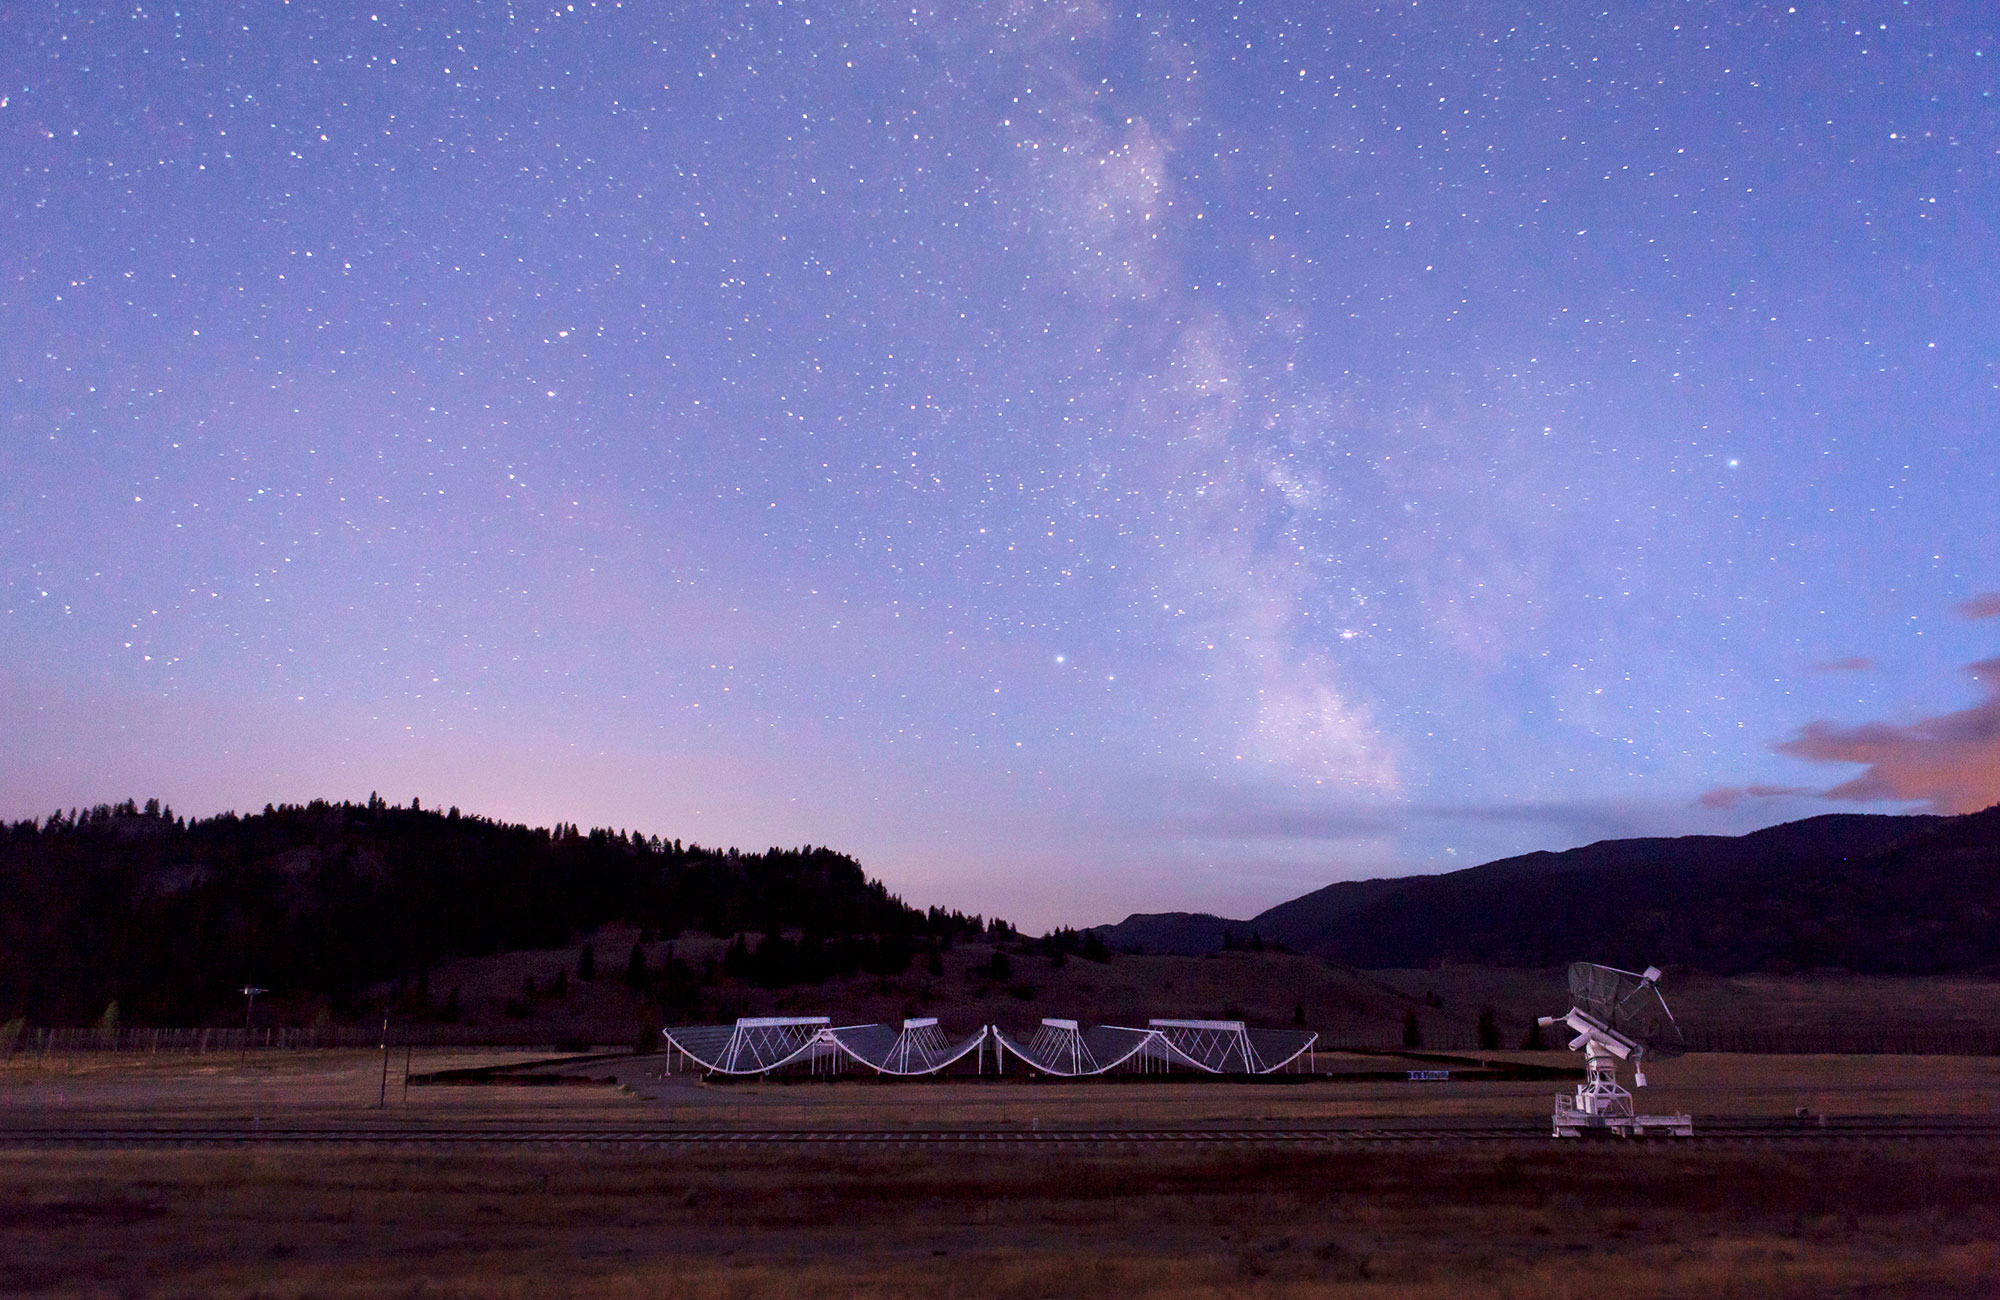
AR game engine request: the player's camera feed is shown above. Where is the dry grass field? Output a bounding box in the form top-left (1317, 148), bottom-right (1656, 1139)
top-left (7, 1140), bottom-right (2000, 1298)
top-left (1368, 967), bottom-right (2000, 1044)
top-left (384, 925), bottom-right (2000, 1055)
top-left (8, 1046), bottom-right (2000, 1128)
top-left (399, 927), bottom-right (1439, 1048)
top-left (4, 1050), bottom-right (2000, 1295)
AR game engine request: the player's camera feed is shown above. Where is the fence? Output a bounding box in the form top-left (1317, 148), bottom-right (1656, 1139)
top-left (1318, 1027), bottom-right (2000, 1056)
top-left (10, 1024), bottom-right (2000, 1057)
top-left (1680, 1025), bottom-right (2000, 1056)
top-left (10, 1025), bottom-right (580, 1055)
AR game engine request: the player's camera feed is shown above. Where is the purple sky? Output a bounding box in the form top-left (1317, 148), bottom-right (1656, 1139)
top-left (4, 3), bottom-right (1997, 929)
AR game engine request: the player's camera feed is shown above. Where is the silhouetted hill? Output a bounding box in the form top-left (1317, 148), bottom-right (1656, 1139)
top-left (0, 797), bottom-right (991, 1026)
top-left (1093, 809), bottom-right (2000, 974)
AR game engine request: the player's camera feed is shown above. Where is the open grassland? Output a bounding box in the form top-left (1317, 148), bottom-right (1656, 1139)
top-left (6, 1052), bottom-right (1999, 1296)
top-left (1369, 967), bottom-right (2000, 1045)
top-left (6, 1141), bottom-right (1999, 1298)
top-left (5, 1048), bottom-right (2000, 1129)
top-left (374, 925), bottom-right (2000, 1054)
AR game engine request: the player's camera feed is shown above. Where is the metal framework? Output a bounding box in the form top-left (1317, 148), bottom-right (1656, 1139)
top-left (1144, 1019), bottom-right (1318, 1074)
top-left (662, 1017), bottom-right (988, 1078)
top-left (993, 1018), bottom-right (1318, 1077)
top-left (664, 1015), bottom-right (1319, 1080)
top-left (661, 1016), bottom-right (841, 1076)
top-left (994, 1019), bottom-right (1160, 1076)
top-left (826, 1018), bottom-right (990, 1076)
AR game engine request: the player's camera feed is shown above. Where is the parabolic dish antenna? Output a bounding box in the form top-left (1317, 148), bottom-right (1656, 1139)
top-left (1566, 962), bottom-right (1687, 1061)
top-left (1539, 963), bottom-right (1692, 1138)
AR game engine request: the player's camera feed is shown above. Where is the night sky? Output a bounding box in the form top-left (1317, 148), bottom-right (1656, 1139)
top-left (4, 3), bottom-right (1997, 929)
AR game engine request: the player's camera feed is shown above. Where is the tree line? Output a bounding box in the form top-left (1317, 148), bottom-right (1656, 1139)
top-left (0, 797), bottom-right (997, 1026)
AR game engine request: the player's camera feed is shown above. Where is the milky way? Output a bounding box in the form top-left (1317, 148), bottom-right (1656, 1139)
top-left (4, 3), bottom-right (1997, 926)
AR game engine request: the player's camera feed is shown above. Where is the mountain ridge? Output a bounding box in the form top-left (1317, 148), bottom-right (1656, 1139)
top-left (1091, 808), bottom-right (2000, 974)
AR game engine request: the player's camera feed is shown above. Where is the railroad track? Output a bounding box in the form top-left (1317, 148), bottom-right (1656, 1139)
top-left (6, 1119), bottom-right (2000, 1148)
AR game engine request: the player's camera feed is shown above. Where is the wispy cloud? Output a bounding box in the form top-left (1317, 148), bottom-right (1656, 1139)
top-left (1696, 783), bottom-right (1813, 811)
top-left (1808, 657), bottom-right (1874, 674)
top-left (1773, 658), bottom-right (2000, 815)
top-left (1955, 593), bottom-right (2000, 621)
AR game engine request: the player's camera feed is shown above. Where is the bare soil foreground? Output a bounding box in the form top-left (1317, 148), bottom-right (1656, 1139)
top-left (5, 1052), bottom-right (1999, 1297)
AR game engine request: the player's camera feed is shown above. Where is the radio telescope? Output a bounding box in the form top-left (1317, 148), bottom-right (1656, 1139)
top-left (1538, 963), bottom-right (1693, 1138)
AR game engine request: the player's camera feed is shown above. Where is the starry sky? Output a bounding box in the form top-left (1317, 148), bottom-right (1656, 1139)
top-left (4, 2), bottom-right (1998, 929)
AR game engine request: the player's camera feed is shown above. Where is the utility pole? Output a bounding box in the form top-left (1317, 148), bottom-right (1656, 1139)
top-left (239, 986), bottom-right (266, 1066)
top-left (377, 1014), bottom-right (391, 1108)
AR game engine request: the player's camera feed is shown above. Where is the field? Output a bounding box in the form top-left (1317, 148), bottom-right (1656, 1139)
top-left (10, 1140), bottom-right (2000, 1299)
top-left (5, 1050), bottom-right (2000, 1297)
top-left (372, 928), bottom-right (2000, 1055)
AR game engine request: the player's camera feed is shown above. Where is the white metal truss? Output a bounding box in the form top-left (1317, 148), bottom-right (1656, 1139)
top-left (826, 1019), bottom-right (989, 1076)
top-left (662, 1017), bottom-right (989, 1078)
top-left (666, 1015), bottom-right (1318, 1079)
top-left (1140, 1020), bottom-right (1318, 1074)
top-left (662, 1016), bottom-right (838, 1076)
top-left (1019, 1019), bottom-right (1097, 1075)
top-left (993, 1019), bottom-right (1157, 1076)
top-left (992, 1018), bottom-right (1318, 1077)
top-left (1147, 1019), bottom-right (1261, 1072)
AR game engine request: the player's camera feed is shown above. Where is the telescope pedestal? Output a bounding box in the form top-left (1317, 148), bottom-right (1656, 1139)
top-left (1552, 1043), bottom-right (1692, 1138)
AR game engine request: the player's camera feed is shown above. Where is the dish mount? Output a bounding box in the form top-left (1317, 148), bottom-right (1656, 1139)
top-left (1539, 962), bottom-right (1693, 1138)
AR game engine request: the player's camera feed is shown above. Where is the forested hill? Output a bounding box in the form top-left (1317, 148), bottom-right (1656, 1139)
top-left (1092, 807), bottom-right (2000, 975)
top-left (0, 797), bottom-right (987, 1026)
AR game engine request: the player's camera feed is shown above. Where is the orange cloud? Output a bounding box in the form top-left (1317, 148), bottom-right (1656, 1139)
top-left (1957, 593), bottom-right (2000, 621)
top-left (1697, 784), bottom-right (1812, 811)
top-left (1774, 658), bottom-right (2000, 815)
